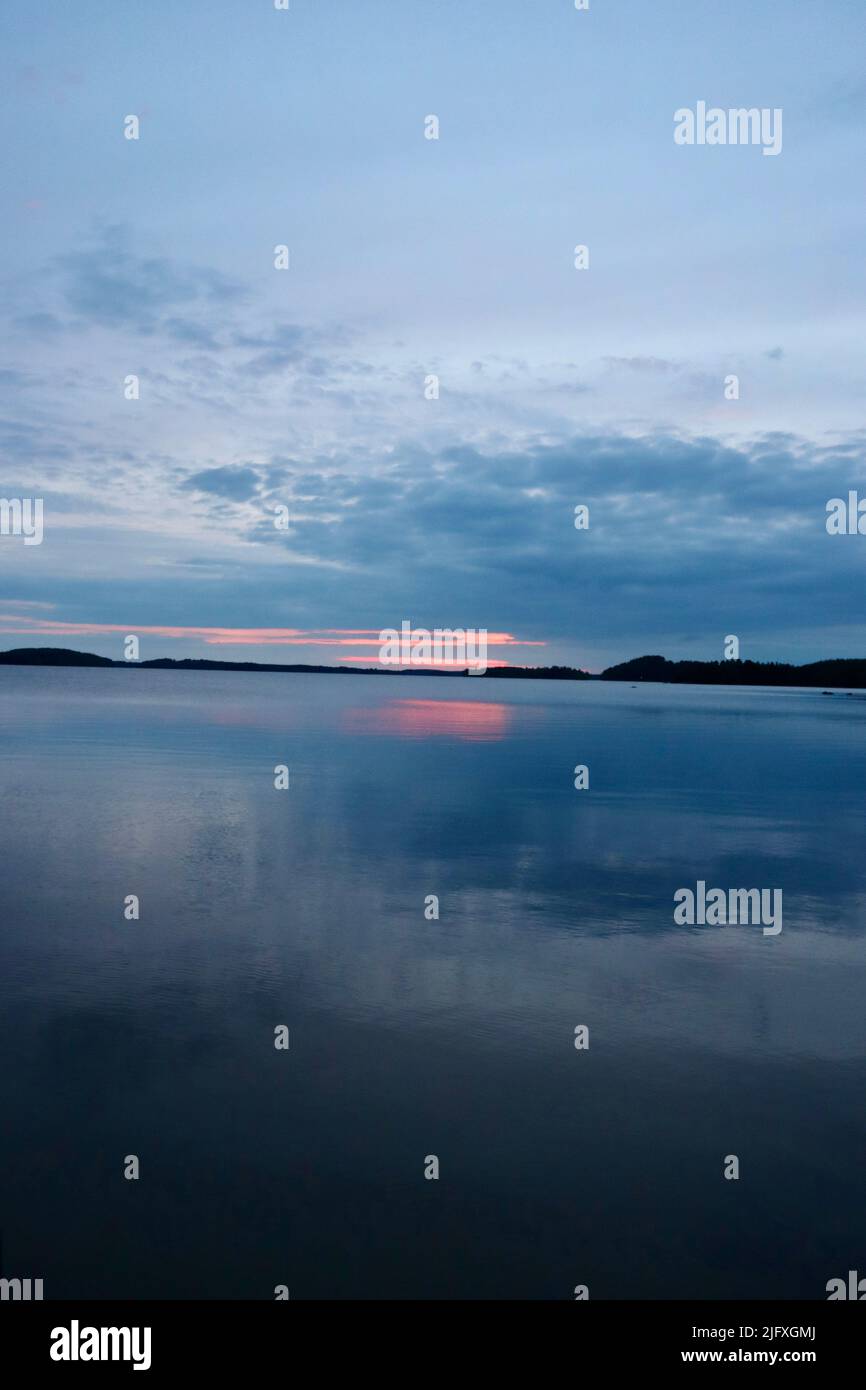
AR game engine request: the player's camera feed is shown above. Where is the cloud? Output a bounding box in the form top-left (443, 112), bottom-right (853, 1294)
top-left (13, 312), bottom-right (64, 335)
top-left (602, 356), bottom-right (681, 374)
top-left (181, 465), bottom-right (263, 502)
top-left (232, 322), bottom-right (357, 379)
top-left (5, 225), bottom-right (864, 669)
top-left (3, 406), bottom-right (863, 667)
top-left (0, 615), bottom-right (544, 665)
top-left (55, 227), bottom-right (245, 337)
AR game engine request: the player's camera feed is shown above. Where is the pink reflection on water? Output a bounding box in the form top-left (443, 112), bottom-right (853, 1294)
top-left (344, 697), bottom-right (511, 742)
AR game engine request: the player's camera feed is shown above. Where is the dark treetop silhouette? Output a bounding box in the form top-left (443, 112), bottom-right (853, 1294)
top-left (2, 647), bottom-right (866, 688)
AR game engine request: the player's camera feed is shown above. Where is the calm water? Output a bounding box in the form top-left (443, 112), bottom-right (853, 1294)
top-left (1, 666), bottom-right (865, 1300)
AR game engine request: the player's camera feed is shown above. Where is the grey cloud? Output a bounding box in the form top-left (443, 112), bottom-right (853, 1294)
top-left (603, 356), bottom-right (681, 374)
top-left (182, 465), bottom-right (263, 501)
top-left (13, 312), bottom-right (65, 335)
top-left (55, 229), bottom-right (245, 336)
top-left (233, 323), bottom-right (353, 379)
top-left (163, 318), bottom-right (222, 350)
top-left (234, 430), bottom-right (861, 656)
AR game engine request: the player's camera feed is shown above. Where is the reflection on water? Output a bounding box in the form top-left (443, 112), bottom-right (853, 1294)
top-left (343, 696), bottom-right (512, 741)
top-left (0, 667), bottom-right (865, 1299)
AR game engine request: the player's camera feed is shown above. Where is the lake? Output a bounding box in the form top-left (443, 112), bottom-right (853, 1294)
top-left (1, 666), bottom-right (864, 1299)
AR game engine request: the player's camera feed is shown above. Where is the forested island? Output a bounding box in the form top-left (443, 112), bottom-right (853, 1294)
top-left (0, 648), bottom-right (593, 679)
top-left (600, 654), bottom-right (866, 688)
top-left (1, 646), bottom-right (865, 688)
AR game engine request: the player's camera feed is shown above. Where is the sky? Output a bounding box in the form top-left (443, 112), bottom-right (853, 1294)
top-left (1, 0), bottom-right (865, 671)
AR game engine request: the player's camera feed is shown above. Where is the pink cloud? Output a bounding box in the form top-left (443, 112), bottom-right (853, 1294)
top-left (0, 615), bottom-right (546, 657)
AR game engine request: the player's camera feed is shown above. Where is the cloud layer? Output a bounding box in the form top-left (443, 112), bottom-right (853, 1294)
top-left (2, 0), bottom-right (865, 667)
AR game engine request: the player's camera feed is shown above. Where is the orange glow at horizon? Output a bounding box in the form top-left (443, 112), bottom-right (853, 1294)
top-left (339, 655), bottom-right (513, 668)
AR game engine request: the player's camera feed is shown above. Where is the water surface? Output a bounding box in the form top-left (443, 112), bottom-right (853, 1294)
top-left (1, 667), bottom-right (864, 1299)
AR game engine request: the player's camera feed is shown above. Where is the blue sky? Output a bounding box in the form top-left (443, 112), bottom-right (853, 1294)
top-left (2, 0), bottom-right (865, 669)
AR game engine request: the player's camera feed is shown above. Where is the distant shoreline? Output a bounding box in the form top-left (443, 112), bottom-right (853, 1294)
top-left (1, 647), bottom-right (866, 689)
